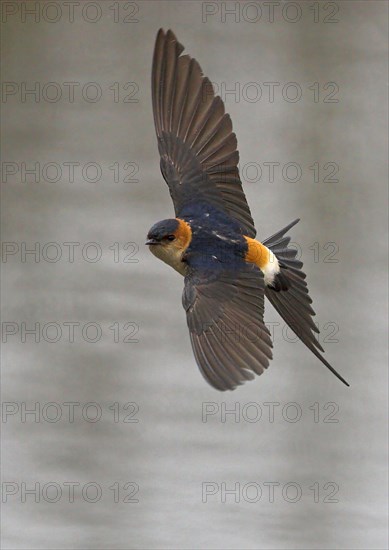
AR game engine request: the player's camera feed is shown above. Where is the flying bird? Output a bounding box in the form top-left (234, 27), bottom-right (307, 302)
top-left (146, 29), bottom-right (349, 391)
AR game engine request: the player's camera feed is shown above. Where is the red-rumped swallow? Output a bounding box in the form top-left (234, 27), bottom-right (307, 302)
top-left (146, 29), bottom-right (349, 391)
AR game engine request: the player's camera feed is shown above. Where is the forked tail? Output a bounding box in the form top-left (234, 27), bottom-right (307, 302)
top-left (263, 219), bottom-right (349, 387)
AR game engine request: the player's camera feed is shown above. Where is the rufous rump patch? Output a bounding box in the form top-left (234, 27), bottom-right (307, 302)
top-left (244, 236), bottom-right (271, 269)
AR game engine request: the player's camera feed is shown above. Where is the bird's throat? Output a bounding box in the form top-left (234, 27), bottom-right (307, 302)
top-left (149, 243), bottom-right (188, 276)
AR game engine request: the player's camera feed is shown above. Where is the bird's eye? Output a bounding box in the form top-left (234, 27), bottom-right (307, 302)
top-left (166, 235), bottom-right (175, 241)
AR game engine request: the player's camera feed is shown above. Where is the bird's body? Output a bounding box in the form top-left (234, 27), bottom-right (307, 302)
top-left (148, 211), bottom-right (280, 285)
top-left (146, 29), bottom-right (349, 391)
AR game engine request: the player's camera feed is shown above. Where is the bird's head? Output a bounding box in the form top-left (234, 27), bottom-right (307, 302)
top-left (146, 218), bottom-right (180, 246)
top-left (145, 218), bottom-right (192, 275)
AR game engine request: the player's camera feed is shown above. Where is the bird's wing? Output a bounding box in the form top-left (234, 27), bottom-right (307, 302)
top-left (152, 28), bottom-right (256, 237)
top-left (182, 262), bottom-right (273, 390)
top-left (263, 221), bottom-right (349, 386)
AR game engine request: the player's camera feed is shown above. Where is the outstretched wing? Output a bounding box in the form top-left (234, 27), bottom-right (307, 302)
top-left (182, 262), bottom-right (273, 390)
top-left (263, 220), bottom-right (349, 386)
top-left (152, 28), bottom-right (256, 237)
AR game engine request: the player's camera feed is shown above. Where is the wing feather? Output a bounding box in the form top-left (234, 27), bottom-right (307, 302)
top-left (183, 264), bottom-right (273, 391)
top-left (152, 28), bottom-right (256, 237)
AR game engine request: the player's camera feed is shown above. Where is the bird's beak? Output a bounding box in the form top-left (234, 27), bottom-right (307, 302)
top-left (145, 238), bottom-right (159, 245)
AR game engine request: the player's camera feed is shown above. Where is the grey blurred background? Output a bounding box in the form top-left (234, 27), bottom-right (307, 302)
top-left (1, 1), bottom-right (388, 549)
